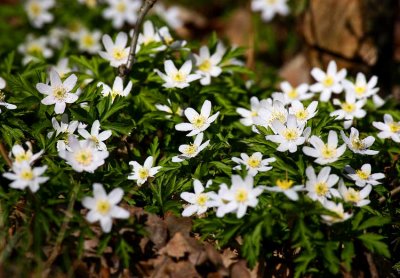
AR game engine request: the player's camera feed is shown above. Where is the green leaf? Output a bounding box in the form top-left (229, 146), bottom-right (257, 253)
top-left (358, 233), bottom-right (390, 258)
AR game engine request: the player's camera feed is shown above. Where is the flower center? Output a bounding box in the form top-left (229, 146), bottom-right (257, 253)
top-left (172, 72), bottom-right (186, 83)
top-left (27, 44), bottom-right (43, 56)
top-left (29, 2), bottom-right (42, 16)
top-left (270, 110), bottom-right (286, 124)
top-left (116, 2), bottom-right (126, 12)
top-left (83, 34), bottom-right (95, 47)
top-left (20, 169), bottom-right (34, 180)
top-left (389, 123), bottom-right (400, 133)
top-left (15, 152), bottom-right (31, 163)
top-left (315, 182), bottom-right (328, 196)
top-left (247, 157), bottom-right (261, 168)
top-left (112, 48), bottom-right (127, 61)
top-left (198, 59), bottom-right (212, 72)
top-left (196, 193), bottom-right (208, 206)
top-left (345, 188), bottom-right (360, 203)
top-left (276, 179), bottom-right (294, 190)
top-left (91, 136), bottom-right (100, 145)
top-left (287, 89), bottom-right (298, 99)
top-left (53, 86), bottom-right (67, 100)
top-left (96, 199), bottom-right (111, 215)
top-left (85, 0), bottom-right (97, 8)
top-left (0, 91), bottom-right (5, 102)
top-left (266, 0), bottom-right (277, 4)
top-left (341, 102), bottom-right (355, 113)
top-left (138, 167), bottom-right (149, 180)
top-left (283, 128), bottom-right (299, 141)
top-left (323, 76), bottom-right (334, 87)
top-left (251, 110), bottom-right (258, 117)
top-left (74, 149), bottom-right (93, 166)
top-left (356, 170), bottom-right (369, 180)
top-left (235, 188), bottom-right (248, 203)
top-left (184, 144), bottom-right (198, 155)
top-left (354, 85), bottom-right (366, 96)
top-left (351, 137), bottom-right (365, 150)
top-left (295, 109), bottom-right (309, 121)
top-left (192, 115), bottom-right (206, 129)
top-left (321, 144), bottom-right (337, 159)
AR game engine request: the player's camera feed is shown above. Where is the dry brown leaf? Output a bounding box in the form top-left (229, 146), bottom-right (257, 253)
top-left (145, 214), bottom-right (168, 249)
top-left (165, 213), bottom-right (192, 237)
top-left (221, 248), bottom-right (239, 268)
top-left (230, 260), bottom-right (251, 278)
top-left (159, 232), bottom-right (201, 259)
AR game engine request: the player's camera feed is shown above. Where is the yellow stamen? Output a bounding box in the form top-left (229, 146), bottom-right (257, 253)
top-left (196, 194), bottom-right (208, 206)
top-left (247, 156), bottom-right (261, 168)
top-left (74, 150), bottom-right (93, 166)
top-left (287, 89), bottom-right (298, 99)
top-left (172, 72), bottom-right (186, 83)
top-left (192, 116), bottom-right (206, 129)
top-left (389, 123), bottom-right (400, 133)
top-left (341, 102), bottom-right (355, 113)
top-left (295, 109), bottom-right (309, 121)
top-left (356, 170), bottom-right (369, 180)
top-left (184, 144), bottom-right (198, 155)
top-left (321, 145), bottom-right (337, 159)
top-left (198, 59), bottom-right (212, 72)
top-left (323, 76), bottom-right (334, 87)
top-left (20, 169), bottom-right (34, 180)
top-left (315, 182), bottom-right (328, 196)
top-left (112, 48), bottom-right (127, 61)
top-left (354, 86), bottom-right (366, 96)
top-left (138, 168), bottom-right (149, 180)
top-left (53, 86), bottom-right (67, 100)
top-left (96, 200), bottom-right (111, 215)
top-left (29, 2), bottom-right (42, 16)
top-left (283, 128), bottom-right (299, 141)
top-left (235, 188), bottom-right (248, 203)
top-left (276, 179), bottom-right (294, 190)
top-left (345, 188), bottom-right (360, 203)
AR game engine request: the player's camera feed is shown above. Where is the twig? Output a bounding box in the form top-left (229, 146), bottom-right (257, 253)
top-left (364, 252), bottom-right (379, 278)
top-left (118, 0), bottom-right (158, 79)
top-left (0, 141), bottom-right (12, 167)
top-left (43, 182), bottom-right (81, 276)
top-left (378, 185), bottom-right (400, 204)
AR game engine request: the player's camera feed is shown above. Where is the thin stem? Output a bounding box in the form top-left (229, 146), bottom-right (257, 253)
top-left (43, 182), bottom-right (81, 275)
top-left (118, 0), bottom-right (158, 79)
top-left (378, 185), bottom-right (400, 204)
top-left (0, 141), bottom-right (12, 167)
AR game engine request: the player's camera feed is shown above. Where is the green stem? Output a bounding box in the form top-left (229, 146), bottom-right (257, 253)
top-left (43, 181), bottom-right (81, 275)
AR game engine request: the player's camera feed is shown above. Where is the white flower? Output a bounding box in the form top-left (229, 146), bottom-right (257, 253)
top-left (345, 164), bottom-right (385, 187)
top-left (180, 180), bottom-right (215, 216)
top-left (10, 142), bottom-right (43, 166)
top-left (158, 26), bottom-right (186, 49)
top-left (303, 131), bottom-right (346, 165)
top-left (155, 60), bottom-right (201, 89)
top-left (310, 61), bottom-right (347, 102)
top-left (339, 180), bottom-right (371, 207)
top-left (340, 127), bottom-right (378, 155)
top-left (155, 99), bottom-right (183, 118)
top-left (78, 0), bottom-right (97, 8)
top-left (214, 175), bottom-right (264, 218)
top-left (59, 136), bottom-right (109, 173)
top-left (18, 35), bottom-right (53, 64)
top-left (330, 93), bottom-right (366, 129)
top-left (48, 27), bottom-right (66, 48)
top-left (0, 91), bottom-right (17, 114)
top-left (51, 58), bottom-right (71, 79)
top-left (82, 183), bottom-right (129, 233)
top-left (289, 100), bottom-right (318, 125)
top-left (36, 69), bottom-right (78, 114)
top-left (236, 96), bottom-right (269, 126)
top-left (25, 0), bottom-right (55, 28)
top-left (78, 120), bottom-right (112, 151)
top-left (97, 76), bottom-right (132, 102)
top-left (194, 43), bottom-right (225, 85)
top-left (103, 0), bottom-right (141, 29)
top-left (0, 77), bottom-right (5, 89)
top-left (251, 0), bottom-right (289, 22)
top-left (255, 99), bottom-right (288, 129)
top-left (343, 72), bottom-right (384, 107)
top-left (154, 3), bottom-right (184, 29)
top-left (272, 82), bottom-right (313, 105)
top-left (3, 162), bottom-right (48, 192)
top-left (128, 156), bottom-right (162, 186)
top-left (232, 152), bottom-right (275, 176)
top-left (175, 100), bottom-right (219, 136)
top-left (48, 114), bottom-right (79, 152)
top-left (265, 115), bottom-right (306, 153)
top-left (372, 114), bottom-right (400, 142)
top-left (99, 32), bottom-right (130, 68)
top-left (78, 29), bottom-right (102, 54)
top-left (321, 201), bottom-right (352, 225)
top-left (264, 179), bottom-right (304, 201)
top-left (305, 166), bottom-right (340, 203)
top-left (137, 20), bottom-right (166, 51)
top-left (172, 133), bottom-right (209, 162)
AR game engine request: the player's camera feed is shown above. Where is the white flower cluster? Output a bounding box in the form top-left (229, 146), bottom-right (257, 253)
top-left (172, 100), bottom-right (219, 162)
top-left (3, 142), bottom-right (48, 192)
